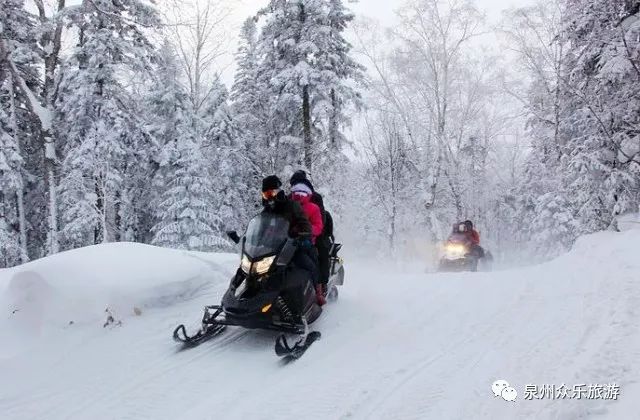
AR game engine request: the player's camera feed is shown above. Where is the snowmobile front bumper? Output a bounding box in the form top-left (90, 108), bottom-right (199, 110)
top-left (438, 257), bottom-right (478, 272)
top-left (201, 305), bottom-right (307, 335)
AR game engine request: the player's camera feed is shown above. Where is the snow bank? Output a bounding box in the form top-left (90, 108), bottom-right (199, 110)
top-left (552, 228), bottom-right (640, 268)
top-left (617, 212), bottom-right (640, 231)
top-left (0, 243), bottom-right (236, 355)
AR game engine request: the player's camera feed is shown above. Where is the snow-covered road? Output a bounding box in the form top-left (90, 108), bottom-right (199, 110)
top-left (1, 232), bottom-right (639, 420)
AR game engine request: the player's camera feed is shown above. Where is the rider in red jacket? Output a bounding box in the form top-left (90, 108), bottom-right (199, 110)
top-left (464, 220), bottom-right (480, 245)
top-left (463, 220), bottom-right (484, 257)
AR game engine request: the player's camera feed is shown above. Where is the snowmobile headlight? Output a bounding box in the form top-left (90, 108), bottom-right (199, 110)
top-left (241, 254), bottom-right (251, 273)
top-left (445, 243), bottom-right (467, 258)
top-left (253, 256), bottom-right (276, 275)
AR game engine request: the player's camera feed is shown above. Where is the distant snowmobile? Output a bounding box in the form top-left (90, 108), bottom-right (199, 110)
top-left (438, 233), bottom-right (482, 272)
top-left (438, 232), bottom-right (494, 273)
top-left (173, 212), bottom-right (345, 359)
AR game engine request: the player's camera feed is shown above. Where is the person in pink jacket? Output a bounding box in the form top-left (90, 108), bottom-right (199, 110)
top-left (290, 183), bottom-right (324, 243)
top-left (290, 182), bottom-right (326, 305)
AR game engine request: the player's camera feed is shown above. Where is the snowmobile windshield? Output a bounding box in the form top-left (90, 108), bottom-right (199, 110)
top-left (243, 213), bottom-right (290, 259)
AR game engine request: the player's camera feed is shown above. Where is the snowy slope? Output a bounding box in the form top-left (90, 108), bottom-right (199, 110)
top-left (1, 233), bottom-right (639, 420)
top-left (0, 243), bottom-right (237, 359)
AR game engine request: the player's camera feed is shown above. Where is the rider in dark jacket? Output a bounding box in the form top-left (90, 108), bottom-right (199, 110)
top-left (261, 175), bottom-right (321, 302)
top-left (262, 175), bottom-right (311, 238)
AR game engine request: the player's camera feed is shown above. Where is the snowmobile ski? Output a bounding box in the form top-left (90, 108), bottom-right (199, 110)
top-left (173, 306), bottom-right (227, 349)
top-left (275, 331), bottom-right (321, 360)
top-left (173, 323), bottom-right (226, 348)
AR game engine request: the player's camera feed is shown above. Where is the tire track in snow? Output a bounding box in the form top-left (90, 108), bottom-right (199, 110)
top-left (352, 272), bottom-right (538, 420)
top-left (355, 307), bottom-right (512, 418)
top-left (55, 326), bottom-right (251, 420)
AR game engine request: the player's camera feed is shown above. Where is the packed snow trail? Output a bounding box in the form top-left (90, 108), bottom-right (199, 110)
top-left (1, 232), bottom-right (639, 420)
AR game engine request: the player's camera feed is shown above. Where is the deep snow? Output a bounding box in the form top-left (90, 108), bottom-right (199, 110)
top-left (1, 233), bottom-right (639, 419)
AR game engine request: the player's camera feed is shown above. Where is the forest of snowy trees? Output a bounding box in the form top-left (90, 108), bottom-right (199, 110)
top-left (1, 0), bottom-right (640, 268)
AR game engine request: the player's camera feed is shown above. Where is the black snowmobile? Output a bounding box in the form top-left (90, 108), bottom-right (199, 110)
top-left (437, 233), bottom-right (481, 272)
top-left (173, 212), bottom-right (345, 359)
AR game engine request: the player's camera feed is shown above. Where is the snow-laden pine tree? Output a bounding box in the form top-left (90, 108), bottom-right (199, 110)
top-left (227, 19), bottom-right (265, 226)
top-left (199, 75), bottom-right (256, 238)
top-left (320, 0), bottom-right (364, 149)
top-left (147, 42), bottom-right (187, 190)
top-left (55, 0), bottom-right (161, 249)
top-left (254, 0), bottom-right (363, 173)
top-left (308, 0), bottom-right (365, 202)
top-left (560, 0), bottom-right (640, 232)
top-left (0, 0), bottom-right (41, 93)
top-left (0, 0), bottom-right (43, 265)
top-left (151, 130), bottom-right (228, 251)
top-left (149, 42), bottom-right (229, 251)
top-left (200, 77), bottom-right (235, 148)
top-left (504, 0), bottom-right (640, 256)
top-left (231, 18), bottom-right (269, 173)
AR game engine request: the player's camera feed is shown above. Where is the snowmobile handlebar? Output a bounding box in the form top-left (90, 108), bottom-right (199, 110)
top-left (226, 231), bottom-right (241, 244)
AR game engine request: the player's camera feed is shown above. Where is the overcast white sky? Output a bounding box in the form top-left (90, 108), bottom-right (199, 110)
top-left (218, 0), bottom-right (536, 84)
top-left (229, 0), bottom-right (536, 27)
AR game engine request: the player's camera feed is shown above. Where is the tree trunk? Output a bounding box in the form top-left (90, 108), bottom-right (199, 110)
top-left (390, 167), bottom-right (397, 251)
top-left (447, 171), bottom-right (463, 219)
top-left (6, 74), bottom-right (29, 262)
top-left (114, 189), bottom-right (122, 242)
top-left (41, 0), bottom-right (65, 102)
top-left (34, 0), bottom-right (66, 256)
top-left (45, 167), bottom-right (59, 253)
top-left (302, 85), bottom-right (312, 169)
top-left (330, 89), bottom-right (338, 147)
top-left (16, 189), bottom-right (28, 263)
top-left (95, 177), bottom-right (104, 244)
top-left (297, 1), bottom-right (312, 170)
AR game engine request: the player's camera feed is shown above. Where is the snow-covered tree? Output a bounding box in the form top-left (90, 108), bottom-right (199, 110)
top-left (1, 0), bottom-right (71, 258)
top-left (151, 132), bottom-right (228, 251)
top-left (147, 42), bottom-right (231, 251)
top-left (167, 0), bottom-right (231, 116)
top-left (56, 0), bottom-right (161, 249)
top-left (254, 0), bottom-right (363, 172)
top-left (499, 0), bottom-right (579, 257)
top-left (561, 0), bottom-right (640, 231)
top-left (0, 0), bottom-right (43, 265)
top-left (0, 79), bottom-right (27, 266)
top-left (231, 18), bottom-right (261, 123)
top-left (231, 18), bottom-right (268, 171)
top-left (360, 111), bottom-right (416, 252)
top-left (351, 1), bottom-right (505, 248)
top-left (504, 0), bottom-right (640, 256)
